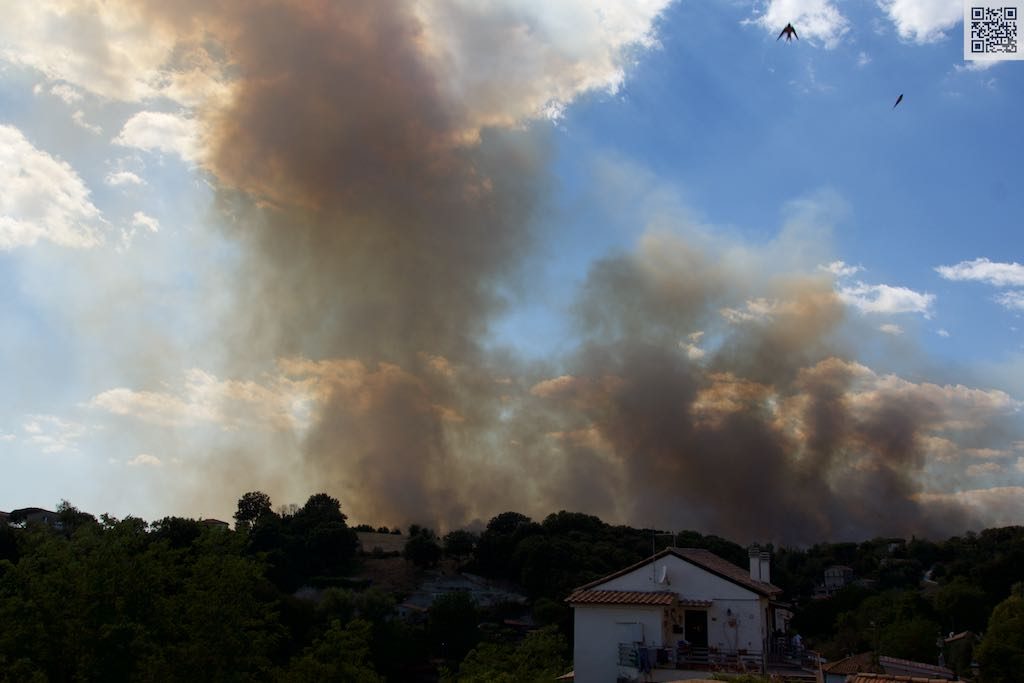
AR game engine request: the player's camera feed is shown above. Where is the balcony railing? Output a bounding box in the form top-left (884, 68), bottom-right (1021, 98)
top-left (617, 643), bottom-right (764, 673)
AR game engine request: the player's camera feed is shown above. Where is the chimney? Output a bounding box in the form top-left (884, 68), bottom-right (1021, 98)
top-left (759, 551), bottom-right (771, 584)
top-left (749, 545), bottom-right (761, 581)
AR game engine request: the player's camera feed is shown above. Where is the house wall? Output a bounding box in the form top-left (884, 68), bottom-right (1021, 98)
top-left (572, 554), bottom-right (775, 682)
top-left (573, 605), bottom-right (663, 683)
top-left (596, 555), bottom-right (768, 652)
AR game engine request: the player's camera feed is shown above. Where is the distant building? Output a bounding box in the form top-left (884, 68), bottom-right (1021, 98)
top-left (814, 564), bottom-right (855, 598)
top-left (199, 518), bottom-right (230, 530)
top-left (8, 507), bottom-right (60, 529)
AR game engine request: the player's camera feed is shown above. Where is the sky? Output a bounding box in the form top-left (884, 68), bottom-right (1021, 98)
top-left (1, 0), bottom-right (1023, 544)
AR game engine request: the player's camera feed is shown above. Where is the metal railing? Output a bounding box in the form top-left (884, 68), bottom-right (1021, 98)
top-left (617, 643), bottom-right (764, 673)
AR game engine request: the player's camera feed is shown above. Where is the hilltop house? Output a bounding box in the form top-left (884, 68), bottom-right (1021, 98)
top-left (199, 518), bottom-right (231, 531)
top-left (7, 507), bottom-right (60, 529)
top-left (566, 546), bottom-right (785, 682)
top-left (815, 564), bottom-right (855, 598)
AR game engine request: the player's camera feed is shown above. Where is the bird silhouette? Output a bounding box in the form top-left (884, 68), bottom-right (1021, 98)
top-left (893, 93), bottom-right (903, 109)
top-left (778, 23), bottom-right (798, 41)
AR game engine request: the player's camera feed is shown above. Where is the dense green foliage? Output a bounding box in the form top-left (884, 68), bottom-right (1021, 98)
top-left (976, 583), bottom-right (1024, 682)
top-left (443, 626), bottom-right (569, 683)
top-left (2, 496), bottom-right (1023, 681)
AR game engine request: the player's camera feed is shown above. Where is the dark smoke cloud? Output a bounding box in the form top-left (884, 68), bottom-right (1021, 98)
top-left (131, 1), bottom-right (1013, 542)
top-left (535, 238), bottom-right (981, 543)
top-left (138, 0), bottom-right (552, 526)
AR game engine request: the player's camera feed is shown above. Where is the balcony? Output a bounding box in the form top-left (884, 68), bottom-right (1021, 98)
top-left (616, 643), bottom-right (819, 682)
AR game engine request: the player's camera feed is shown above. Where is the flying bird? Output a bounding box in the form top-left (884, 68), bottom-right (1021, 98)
top-left (778, 23), bottom-right (798, 41)
top-left (893, 93), bottom-right (903, 108)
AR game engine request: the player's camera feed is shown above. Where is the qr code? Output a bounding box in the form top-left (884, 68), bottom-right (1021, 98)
top-left (971, 6), bottom-right (1018, 52)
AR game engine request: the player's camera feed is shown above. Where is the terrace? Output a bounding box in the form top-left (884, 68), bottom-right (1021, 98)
top-left (615, 640), bottom-right (820, 682)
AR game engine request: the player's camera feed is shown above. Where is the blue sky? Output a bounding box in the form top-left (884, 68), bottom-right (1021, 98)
top-left (1, 0), bottom-right (1023, 542)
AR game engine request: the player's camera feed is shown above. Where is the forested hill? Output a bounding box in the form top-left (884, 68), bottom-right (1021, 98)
top-left (1, 495), bottom-right (1023, 681)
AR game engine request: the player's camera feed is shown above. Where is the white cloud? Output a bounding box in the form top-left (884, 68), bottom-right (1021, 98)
top-left (878, 0), bottom-right (962, 43)
top-left (936, 257), bottom-right (1024, 287)
top-left (127, 453), bottom-right (163, 467)
top-left (119, 210), bottom-right (160, 249)
top-left (837, 281), bottom-right (934, 316)
top-left (746, 0), bottom-right (850, 48)
top-left (966, 462), bottom-right (1003, 476)
top-left (414, 0), bottom-right (673, 131)
top-left (0, 124), bottom-right (104, 249)
top-left (21, 414), bottom-right (92, 454)
top-left (857, 51), bottom-right (871, 67)
top-left (49, 83), bottom-right (83, 104)
top-left (879, 323), bottom-right (903, 335)
top-left (71, 110), bottom-right (102, 134)
top-left (955, 60), bottom-right (1001, 73)
top-left (0, 1), bottom-right (216, 104)
top-left (937, 258), bottom-right (1024, 311)
top-left (132, 211), bottom-right (159, 233)
top-left (820, 260), bottom-right (863, 278)
top-left (937, 328), bottom-right (950, 337)
top-left (105, 170), bottom-right (145, 186)
top-left (91, 366), bottom-right (315, 432)
top-left (965, 447), bottom-right (1012, 460)
top-left (996, 291), bottom-right (1024, 311)
top-left (113, 111), bottom-right (203, 163)
top-left (917, 486), bottom-right (1024, 527)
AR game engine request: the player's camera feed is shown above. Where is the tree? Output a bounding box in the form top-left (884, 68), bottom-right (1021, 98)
top-left (976, 583), bottom-right (1024, 682)
top-left (428, 591), bottom-right (480, 663)
top-left (934, 577), bottom-right (989, 633)
top-left (55, 500), bottom-right (97, 536)
top-left (447, 625), bottom-right (570, 683)
top-left (443, 530), bottom-right (477, 559)
top-left (149, 516), bottom-right (203, 549)
top-left (405, 532), bottom-right (442, 569)
top-left (295, 494), bottom-right (346, 527)
top-left (277, 619), bottom-right (382, 682)
top-left (235, 491), bottom-right (274, 531)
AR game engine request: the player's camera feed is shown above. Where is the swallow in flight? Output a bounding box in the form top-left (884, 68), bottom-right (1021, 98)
top-left (893, 93), bottom-right (903, 108)
top-left (778, 23), bottom-right (798, 41)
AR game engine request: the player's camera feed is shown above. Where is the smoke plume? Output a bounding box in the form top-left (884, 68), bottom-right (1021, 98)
top-left (112, 0), bottom-right (1018, 543)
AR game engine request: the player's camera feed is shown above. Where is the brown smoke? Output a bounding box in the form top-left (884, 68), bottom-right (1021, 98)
top-left (137, 0), bottom-right (551, 527)
top-left (136, 1), bottom-right (1006, 543)
top-left (539, 240), bottom-right (980, 543)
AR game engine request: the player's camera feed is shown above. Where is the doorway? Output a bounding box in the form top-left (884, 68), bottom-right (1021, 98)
top-left (684, 610), bottom-right (708, 647)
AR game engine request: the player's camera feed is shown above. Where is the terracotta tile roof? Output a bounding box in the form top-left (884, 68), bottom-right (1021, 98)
top-left (878, 655), bottom-right (956, 678)
top-left (566, 590), bottom-right (678, 606)
top-left (823, 652), bottom-right (884, 675)
top-left (822, 653), bottom-right (956, 680)
top-left (847, 676), bottom-right (958, 683)
top-left (573, 547), bottom-right (782, 597)
top-left (675, 548), bottom-right (782, 596)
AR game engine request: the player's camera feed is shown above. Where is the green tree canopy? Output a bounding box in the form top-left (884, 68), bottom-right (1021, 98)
top-left (976, 583), bottom-right (1024, 682)
top-left (235, 491), bottom-right (275, 530)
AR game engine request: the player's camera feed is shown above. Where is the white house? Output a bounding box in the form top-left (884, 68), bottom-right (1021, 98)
top-left (567, 546), bottom-right (783, 683)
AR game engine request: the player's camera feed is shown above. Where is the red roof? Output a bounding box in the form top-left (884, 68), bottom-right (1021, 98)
top-left (566, 590), bottom-right (678, 606)
top-left (823, 653), bottom-right (884, 675)
top-left (848, 676), bottom-right (956, 683)
top-left (573, 547), bottom-right (782, 597)
top-left (822, 653), bottom-right (956, 680)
